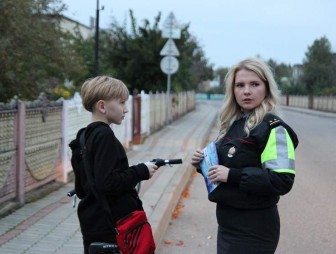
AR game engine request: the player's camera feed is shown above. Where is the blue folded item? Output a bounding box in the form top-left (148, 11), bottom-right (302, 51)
top-left (200, 141), bottom-right (219, 193)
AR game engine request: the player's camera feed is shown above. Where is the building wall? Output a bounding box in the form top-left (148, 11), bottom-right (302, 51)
top-left (59, 16), bottom-right (94, 39)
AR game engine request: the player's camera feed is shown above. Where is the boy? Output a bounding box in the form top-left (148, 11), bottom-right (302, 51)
top-left (69, 76), bottom-right (157, 254)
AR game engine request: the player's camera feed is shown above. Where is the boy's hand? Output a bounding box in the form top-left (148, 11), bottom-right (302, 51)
top-left (145, 162), bottom-right (158, 178)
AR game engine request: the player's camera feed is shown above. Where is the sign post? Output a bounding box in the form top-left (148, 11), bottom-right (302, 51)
top-left (160, 12), bottom-right (181, 123)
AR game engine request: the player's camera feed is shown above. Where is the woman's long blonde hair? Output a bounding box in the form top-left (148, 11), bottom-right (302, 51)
top-left (218, 57), bottom-right (280, 139)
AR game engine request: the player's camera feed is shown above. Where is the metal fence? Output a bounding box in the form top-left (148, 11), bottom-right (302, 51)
top-left (0, 90), bottom-right (195, 206)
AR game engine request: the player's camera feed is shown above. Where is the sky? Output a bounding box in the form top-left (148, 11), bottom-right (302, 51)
top-left (62, 0), bottom-right (336, 69)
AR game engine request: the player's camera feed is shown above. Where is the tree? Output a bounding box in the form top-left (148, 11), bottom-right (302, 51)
top-left (66, 30), bottom-right (95, 87)
top-left (213, 67), bottom-right (229, 93)
top-left (105, 11), bottom-right (167, 92)
top-left (174, 26), bottom-right (213, 91)
top-left (105, 10), bottom-right (213, 93)
top-left (0, 0), bottom-right (85, 102)
top-left (302, 36), bottom-right (336, 95)
top-left (267, 58), bottom-right (294, 94)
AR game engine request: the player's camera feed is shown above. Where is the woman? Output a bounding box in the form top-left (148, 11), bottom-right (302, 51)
top-left (191, 58), bottom-right (298, 254)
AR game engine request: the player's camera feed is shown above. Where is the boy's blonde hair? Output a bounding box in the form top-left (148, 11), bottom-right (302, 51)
top-left (81, 76), bottom-right (129, 112)
top-left (218, 57), bottom-right (280, 138)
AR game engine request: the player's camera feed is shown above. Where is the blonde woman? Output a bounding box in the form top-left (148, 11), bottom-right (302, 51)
top-left (192, 58), bottom-right (299, 254)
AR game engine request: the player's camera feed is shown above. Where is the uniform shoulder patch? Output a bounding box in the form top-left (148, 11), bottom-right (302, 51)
top-left (264, 114), bottom-right (282, 128)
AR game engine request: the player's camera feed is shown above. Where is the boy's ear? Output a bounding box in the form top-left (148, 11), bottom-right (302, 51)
top-left (95, 100), bottom-right (106, 114)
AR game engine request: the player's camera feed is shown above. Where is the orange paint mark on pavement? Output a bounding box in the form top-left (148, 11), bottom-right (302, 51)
top-left (176, 240), bottom-right (184, 246)
top-left (171, 171), bottom-right (197, 219)
top-left (164, 240), bottom-right (173, 245)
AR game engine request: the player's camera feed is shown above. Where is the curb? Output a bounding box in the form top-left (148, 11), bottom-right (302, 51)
top-left (282, 106), bottom-right (336, 118)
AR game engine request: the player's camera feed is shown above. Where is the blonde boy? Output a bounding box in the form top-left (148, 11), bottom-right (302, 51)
top-left (70, 76), bottom-right (157, 254)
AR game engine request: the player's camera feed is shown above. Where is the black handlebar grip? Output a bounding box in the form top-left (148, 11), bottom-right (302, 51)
top-left (168, 159), bottom-right (182, 164)
top-left (89, 242), bottom-right (120, 253)
top-left (150, 158), bottom-right (183, 167)
top-left (67, 189), bottom-right (76, 197)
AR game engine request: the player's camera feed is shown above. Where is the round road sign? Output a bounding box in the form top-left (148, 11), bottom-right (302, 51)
top-left (160, 56), bottom-right (179, 75)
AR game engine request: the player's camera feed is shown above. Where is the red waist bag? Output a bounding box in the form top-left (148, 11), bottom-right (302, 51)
top-left (115, 210), bottom-right (156, 254)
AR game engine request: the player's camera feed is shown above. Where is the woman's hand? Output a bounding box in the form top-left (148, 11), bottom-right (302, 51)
top-left (191, 149), bottom-right (204, 168)
top-left (207, 165), bottom-right (229, 183)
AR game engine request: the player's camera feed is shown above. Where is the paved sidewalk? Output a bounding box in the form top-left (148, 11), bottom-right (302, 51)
top-left (0, 100), bottom-right (221, 254)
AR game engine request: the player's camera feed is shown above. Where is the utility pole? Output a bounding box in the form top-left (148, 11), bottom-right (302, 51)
top-left (93, 0), bottom-right (100, 76)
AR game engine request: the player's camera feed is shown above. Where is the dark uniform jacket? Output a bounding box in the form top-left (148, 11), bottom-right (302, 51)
top-left (208, 113), bottom-right (299, 216)
top-left (69, 122), bottom-right (149, 241)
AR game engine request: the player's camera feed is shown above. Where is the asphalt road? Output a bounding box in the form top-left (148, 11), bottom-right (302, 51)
top-left (157, 108), bottom-right (336, 254)
top-left (276, 109), bottom-right (336, 254)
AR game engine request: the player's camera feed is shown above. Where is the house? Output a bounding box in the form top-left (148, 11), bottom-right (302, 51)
top-left (48, 14), bottom-right (94, 39)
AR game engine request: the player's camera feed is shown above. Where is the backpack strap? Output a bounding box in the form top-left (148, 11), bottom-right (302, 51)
top-left (79, 129), bottom-right (118, 232)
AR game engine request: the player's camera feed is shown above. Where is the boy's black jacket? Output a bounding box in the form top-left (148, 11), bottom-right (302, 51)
top-left (69, 121), bottom-right (149, 241)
